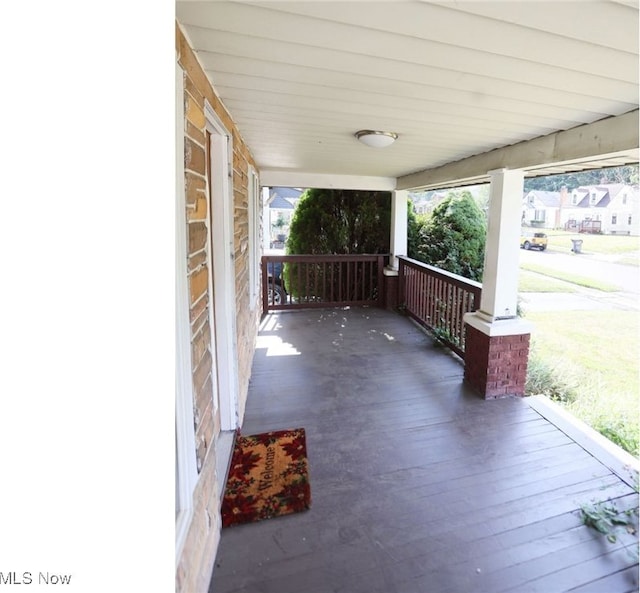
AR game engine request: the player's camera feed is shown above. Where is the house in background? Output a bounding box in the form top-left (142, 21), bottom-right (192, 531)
top-left (409, 190), bottom-right (447, 215)
top-left (521, 189), bottom-right (561, 228)
top-left (563, 184), bottom-right (640, 235)
top-left (267, 187), bottom-right (303, 247)
top-left (522, 184), bottom-right (640, 235)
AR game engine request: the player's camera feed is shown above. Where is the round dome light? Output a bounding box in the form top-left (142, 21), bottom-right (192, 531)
top-left (355, 130), bottom-right (398, 148)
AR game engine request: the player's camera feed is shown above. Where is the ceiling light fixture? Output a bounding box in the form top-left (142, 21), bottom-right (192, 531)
top-left (355, 129), bottom-right (398, 148)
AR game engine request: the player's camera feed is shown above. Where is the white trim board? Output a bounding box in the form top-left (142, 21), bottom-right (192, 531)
top-left (175, 61), bottom-right (198, 565)
top-left (260, 170), bottom-right (396, 191)
top-left (247, 166), bottom-right (260, 311)
top-left (527, 394), bottom-right (638, 489)
top-left (215, 430), bottom-right (236, 509)
top-left (205, 99), bottom-right (240, 431)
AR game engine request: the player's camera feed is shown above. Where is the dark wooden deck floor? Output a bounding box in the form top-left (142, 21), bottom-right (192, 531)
top-left (210, 307), bottom-right (638, 593)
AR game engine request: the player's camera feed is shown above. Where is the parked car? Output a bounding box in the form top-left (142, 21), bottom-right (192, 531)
top-left (266, 260), bottom-right (287, 304)
top-left (520, 232), bottom-right (548, 251)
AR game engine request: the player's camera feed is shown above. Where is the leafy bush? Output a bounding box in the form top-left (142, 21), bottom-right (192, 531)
top-left (286, 188), bottom-right (392, 255)
top-left (414, 190), bottom-right (486, 281)
top-left (407, 203), bottom-right (426, 260)
top-left (596, 419), bottom-right (639, 456)
top-left (284, 188), bottom-right (423, 300)
top-left (284, 188), bottom-right (391, 299)
top-left (525, 349), bottom-right (578, 404)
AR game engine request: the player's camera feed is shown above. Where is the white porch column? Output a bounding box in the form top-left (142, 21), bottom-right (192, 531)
top-left (389, 189), bottom-right (408, 269)
top-left (463, 168), bottom-right (532, 399)
top-left (476, 168), bottom-right (524, 321)
top-left (262, 186), bottom-right (271, 251)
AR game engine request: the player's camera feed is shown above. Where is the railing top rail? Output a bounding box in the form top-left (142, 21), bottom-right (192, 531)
top-left (263, 253), bottom-right (389, 263)
top-left (398, 256), bottom-right (482, 290)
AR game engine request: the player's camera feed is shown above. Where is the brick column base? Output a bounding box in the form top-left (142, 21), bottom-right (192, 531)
top-left (464, 322), bottom-right (530, 399)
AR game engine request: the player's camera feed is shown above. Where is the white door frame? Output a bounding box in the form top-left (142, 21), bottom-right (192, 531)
top-left (205, 100), bottom-right (239, 431)
top-left (247, 166), bottom-right (260, 311)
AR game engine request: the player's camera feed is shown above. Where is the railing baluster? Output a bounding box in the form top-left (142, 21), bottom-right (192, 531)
top-left (448, 284), bottom-right (454, 341)
top-left (428, 273), bottom-right (434, 324)
top-left (395, 256), bottom-right (482, 358)
top-left (420, 266), bottom-right (426, 322)
top-left (322, 262), bottom-right (327, 303)
top-left (262, 256), bottom-right (269, 313)
top-left (362, 261), bottom-right (367, 302)
top-left (377, 255), bottom-right (384, 308)
top-left (452, 286), bottom-right (460, 346)
top-left (313, 262), bottom-right (318, 303)
top-left (415, 266), bottom-right (421, 320)
top-left (437, 279), bottom-right (443, 331)
top-left (330, 261), bottom-right (335, 302)
top-left (364, 260), bottom-right (368, 302)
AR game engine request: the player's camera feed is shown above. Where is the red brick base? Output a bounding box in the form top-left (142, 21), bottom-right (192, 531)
top-left (464, 323), bottom-right (530, 399)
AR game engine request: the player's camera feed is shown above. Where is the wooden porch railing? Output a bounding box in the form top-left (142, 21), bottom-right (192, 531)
top-left (398, 256), bottom-right (482, 358)
top-left (262, 254), bottom-right (387, 312)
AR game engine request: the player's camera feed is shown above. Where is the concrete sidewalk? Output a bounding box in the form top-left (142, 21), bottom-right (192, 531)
top-left (519, 290), bottom-right (640, 312)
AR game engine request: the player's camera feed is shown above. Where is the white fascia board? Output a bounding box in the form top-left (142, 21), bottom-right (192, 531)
top-left (398, 110), bottom-right (639, 192)
top-left (260, 170), bottom-right (396, 191)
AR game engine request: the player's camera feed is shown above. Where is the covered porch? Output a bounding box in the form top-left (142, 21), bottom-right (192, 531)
top-left (174, 3), bottom-right (639, 590)
top-left (211, 307), bottom-right (638, 593)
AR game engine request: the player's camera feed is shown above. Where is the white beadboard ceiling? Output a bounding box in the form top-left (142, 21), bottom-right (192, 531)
top-left (176, 0), bottom-right (639, 189)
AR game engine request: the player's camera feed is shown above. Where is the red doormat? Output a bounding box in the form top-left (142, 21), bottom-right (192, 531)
top-left (221, 428), bottom-right (311, 528)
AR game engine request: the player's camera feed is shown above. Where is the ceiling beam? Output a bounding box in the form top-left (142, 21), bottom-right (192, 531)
top-left (397, 110), bottom-right (639, 191)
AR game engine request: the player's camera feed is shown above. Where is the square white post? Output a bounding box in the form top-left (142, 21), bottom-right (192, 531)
top-left (262, 186), bottom-right (271, 251)
top-left (477, 168), bottom-right (524, 321)
top-left (389, 189), bottom-right (408, 269)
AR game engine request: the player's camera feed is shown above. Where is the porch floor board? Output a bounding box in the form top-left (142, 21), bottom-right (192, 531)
top-left (209, 307), bottom-right (638, 593)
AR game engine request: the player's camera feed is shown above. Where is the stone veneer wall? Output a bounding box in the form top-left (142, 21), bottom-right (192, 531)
top-left (176, 23), bottom-right (261, 593)
top-left (231, 132), bottom-right (259, 423)
top-left (464, 324), bottom-right (530, 399)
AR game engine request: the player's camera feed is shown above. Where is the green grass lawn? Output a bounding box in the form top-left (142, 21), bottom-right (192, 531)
top-left (519, 262), bottom-right (621, 291)
top-left (519, 270), bottom-right (577, 293)
top-left (517, 230), bottom-right (640, 453)
top-left (544, 230), bottom-right (640, 256)
top-left (525, 310), bottom-right (639, 456)
top-left (519, 239), bottom-right (639, 455)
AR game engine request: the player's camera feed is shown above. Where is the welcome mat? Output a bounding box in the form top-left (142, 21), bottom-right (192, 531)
top-left (221, 428), bottom-right (311, 528)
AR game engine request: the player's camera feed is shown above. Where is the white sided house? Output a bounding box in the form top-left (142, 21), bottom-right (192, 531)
top-left (522, 189), bottom-right (562, 229)
top-left (564, 184), bottom-right (640, 235)
top-left (522, 184), bottom-right (640, 235)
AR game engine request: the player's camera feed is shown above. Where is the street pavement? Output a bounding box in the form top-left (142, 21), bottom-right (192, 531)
top-left (518, 247), bottom-right (640, 313)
